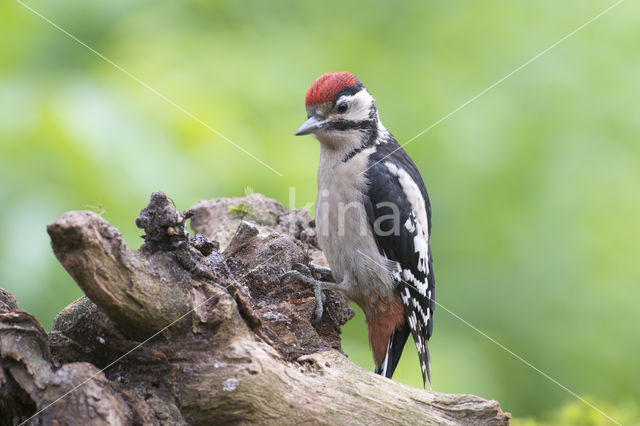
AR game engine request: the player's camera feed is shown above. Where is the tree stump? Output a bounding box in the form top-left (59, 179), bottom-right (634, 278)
top-left (0, 192), bottom-right (510, 425)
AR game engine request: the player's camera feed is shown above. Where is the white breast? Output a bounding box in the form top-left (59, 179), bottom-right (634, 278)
top-left (315, 147), bottom-right (396, 302)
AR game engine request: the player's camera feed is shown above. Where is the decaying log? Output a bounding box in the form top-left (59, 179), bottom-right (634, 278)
top-left (0, 192), bottom-right (510, 425)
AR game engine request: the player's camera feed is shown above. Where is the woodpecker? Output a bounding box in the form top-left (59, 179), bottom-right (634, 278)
top-left (282, 72), bottom-right (435, 387)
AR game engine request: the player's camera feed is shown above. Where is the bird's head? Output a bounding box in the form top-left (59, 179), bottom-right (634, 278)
top-left (295, 72), bottom-right (379, 149)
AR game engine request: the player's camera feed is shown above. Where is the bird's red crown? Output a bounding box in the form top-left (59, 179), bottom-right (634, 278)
top-left (305, 72), bottom-right (361, 106)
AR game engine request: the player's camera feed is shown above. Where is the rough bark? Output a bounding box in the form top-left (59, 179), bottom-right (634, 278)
top-left (0, 192), bottom-right (510, 425)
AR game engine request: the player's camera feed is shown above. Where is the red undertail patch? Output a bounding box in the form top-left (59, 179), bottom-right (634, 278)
top-left (366, 301), bottom-right (405, 366)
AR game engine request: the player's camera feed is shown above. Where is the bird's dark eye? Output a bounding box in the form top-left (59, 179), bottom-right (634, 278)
top-left (336, 102), bottom-right (348, 113)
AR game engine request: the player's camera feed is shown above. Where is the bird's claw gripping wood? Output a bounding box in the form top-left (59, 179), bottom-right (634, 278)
top-left (309, 263), bottom-right (333, 281)
top-left (280, 263), bottom-right (333, 325)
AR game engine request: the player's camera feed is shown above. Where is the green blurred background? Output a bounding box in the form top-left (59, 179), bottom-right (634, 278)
top-left (1, 0), bottom-right (638, 423)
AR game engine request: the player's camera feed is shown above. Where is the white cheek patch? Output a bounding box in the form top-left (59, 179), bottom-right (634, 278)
top-left (336, 89), bottom-right (374, 122)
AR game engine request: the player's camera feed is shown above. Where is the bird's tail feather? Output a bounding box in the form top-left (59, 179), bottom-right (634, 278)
top-left (407, 322), bottom-right (431, 389)
top-left (374, 324), bottom-right (410, 379)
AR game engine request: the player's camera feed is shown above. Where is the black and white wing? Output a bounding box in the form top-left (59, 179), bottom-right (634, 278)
top-left (364, 141), bottom-right (436, 387)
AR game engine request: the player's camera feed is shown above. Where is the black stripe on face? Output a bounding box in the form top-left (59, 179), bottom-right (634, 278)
top-left (324, 119), bottom-right (376, 132)
top-left (341, 124), bottom-right (379, 163)
top-left (342, 144), bottom-right (367, 163)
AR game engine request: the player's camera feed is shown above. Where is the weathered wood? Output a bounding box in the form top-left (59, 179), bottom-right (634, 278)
top-left (0, 192), bottom-right (510, 425)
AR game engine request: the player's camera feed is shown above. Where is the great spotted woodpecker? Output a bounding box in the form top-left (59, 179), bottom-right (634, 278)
top-left (282, 72), bottom-right (435, 387)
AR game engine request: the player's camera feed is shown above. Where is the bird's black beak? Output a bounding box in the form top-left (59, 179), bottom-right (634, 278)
top-left (295, 115), bottom-right (324, 136)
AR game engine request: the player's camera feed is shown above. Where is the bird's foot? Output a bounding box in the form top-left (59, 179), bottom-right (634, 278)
top-left (309, 263), bottom-right (333, 282)
top-left (280, 263), bottom-right (338, 325)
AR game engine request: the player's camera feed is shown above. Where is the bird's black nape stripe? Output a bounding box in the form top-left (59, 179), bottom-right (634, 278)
top-left (334, 83), bottom-right (364, 103)
top-left (368, 103), bottom-right (378, 120)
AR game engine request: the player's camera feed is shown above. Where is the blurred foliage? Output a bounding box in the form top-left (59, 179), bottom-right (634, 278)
top-left (513, 397), bottom-right (639, 426)
top-left (1, 0), bottom-right (638, 422)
